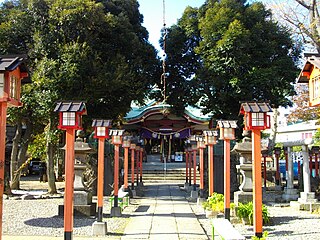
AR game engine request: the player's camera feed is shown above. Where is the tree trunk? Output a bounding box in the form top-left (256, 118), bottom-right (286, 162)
top-left (46, 120), bottom-right (57, 194)
top-left (11, 120), bottom-right (33, 190)
top-left (10, 123), bottom-right (22, 190)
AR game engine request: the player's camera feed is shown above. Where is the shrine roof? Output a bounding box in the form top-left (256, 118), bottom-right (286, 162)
top-left (124, 100), bottom-right (211, 124)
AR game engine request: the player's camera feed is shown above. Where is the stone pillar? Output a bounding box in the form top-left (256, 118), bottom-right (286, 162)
top-left (282, 146), bottom-right (299, 201)
top-left (298, 144), bottom-right (317, 203)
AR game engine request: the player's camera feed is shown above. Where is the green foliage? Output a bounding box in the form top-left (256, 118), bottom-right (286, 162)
top-left (27, 132), bottom-right (47, 160)
top-left (202, 192), bottom-right (224, 213)
top-left (236, 201), bottom-right (270, 225)
top-left (165, 0), bottom-right (300, 119)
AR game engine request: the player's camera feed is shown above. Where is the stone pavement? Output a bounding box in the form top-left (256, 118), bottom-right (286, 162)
top-left (121, 183), bottom-right (208, 240)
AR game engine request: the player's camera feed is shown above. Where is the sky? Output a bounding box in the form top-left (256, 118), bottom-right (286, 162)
top-left (138, 0), bottom-right (206, 51)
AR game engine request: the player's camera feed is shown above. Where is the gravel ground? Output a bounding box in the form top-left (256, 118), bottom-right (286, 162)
top-left (3, 178), bottom-right (140, 238)
top-left (190, 191), bottom-right (320, 240)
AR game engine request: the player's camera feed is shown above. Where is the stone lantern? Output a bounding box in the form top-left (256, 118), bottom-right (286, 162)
top-left (232, 137), bottom-right (254, 205)
top-left (59, 130), bottom-right (96, 217)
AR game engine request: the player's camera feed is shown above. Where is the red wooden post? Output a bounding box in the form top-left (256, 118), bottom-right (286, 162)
top-left (114, 144), bottom-right (120, 207)
top-left (204, 130), bottom-right (218, 196)
top-left (188, 148), bottom-right (192, 186)
top-left (135, 146), bottom-right (140, 186)
top-left (130, 144), bottom-right (136, 190)
top-left (55, 101), bottom-right (86, 240)
top-left (185, 149), bottom-right (189, 184)
top-left (224, 138), bottom-right (231, 220)
top-left (0, 102), bottom-right (7, 240)
top-left (252, 129), bottom-right (263, 237)
top-left (240, 101), bottom-right (272, 238)
top-left (208, 144), bottom-right (214, 195)
top-left (64, 128), bottom-right (76, 239)
top-left (122, 137), bottom-right (131, 192)
top-left (274, 147), bottom-right (281, 186)
top-left (217, 120), bottom-right (237, 221)
top-left (97, 137), bottom-right (105, 222)
top-left (192, 147), bottom-right (197, 191)
top-left (309, 151), bottom-right (313, 176)
top-left (139, 147), bottom-right (143, 183)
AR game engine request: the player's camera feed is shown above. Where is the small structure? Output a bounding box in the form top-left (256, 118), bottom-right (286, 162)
top-left (109, 129), bottom-right (125, 217)
top-left (91, 119), bottom-right (112, 236)
top-left (217, 120), bottom-right (237, 221)
top-left (297, 53), bottom-right (320, 106)
top-left (54, 101), bottom-right (87, 240)
top-left (203, 130), bottom-right (218, 196)
top-left (0, 55), bottom-right (28, 238)
top-left (239, 101), bottom-right (272, 238)
top-left (288, 139), bottom-right (319, 210)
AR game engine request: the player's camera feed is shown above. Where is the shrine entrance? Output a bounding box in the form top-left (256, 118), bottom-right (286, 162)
top-left (123, 100), bottom-right (211, 163)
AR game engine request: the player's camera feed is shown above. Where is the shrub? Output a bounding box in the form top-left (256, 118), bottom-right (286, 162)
top-left (202, 192), bottom-right (224, 213)
top-left (236, 201), bottom-right (270, 225)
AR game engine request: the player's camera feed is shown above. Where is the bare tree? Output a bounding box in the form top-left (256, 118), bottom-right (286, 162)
top-left (265, 0), bottom-right (320, 52)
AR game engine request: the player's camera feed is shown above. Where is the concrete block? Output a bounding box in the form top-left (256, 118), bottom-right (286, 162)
top-left (92, 221), bottom-right (107, 236)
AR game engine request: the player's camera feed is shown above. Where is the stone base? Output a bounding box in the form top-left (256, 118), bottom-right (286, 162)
top-left (131, 189), bottom-right (136, 197)
top-left (92, 221), bottom-right (107, 236)
top-left (282, 188), bottom-right (299, 201)
top-left (110, 206), bottom-right (122, 217)
top-left (74, 191), bottom-right (92, 205)
top-left (298, 192), bottom-right (318, 204)
top-left (274, 185), bottom-right (282, 192)
top-left (135, 186), bottom-right (144, 197)
top-left (190, 190), bottom-right (198, 199)
top-left (197, 197), bottom-right (206, 206)
top-left (234, 191), bottom-right (253, 205)
top-left (58, 203), bottom-right (96, 217)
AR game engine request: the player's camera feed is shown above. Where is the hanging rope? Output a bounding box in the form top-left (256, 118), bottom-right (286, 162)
top-left (161, 0), bottom-right (167, 103)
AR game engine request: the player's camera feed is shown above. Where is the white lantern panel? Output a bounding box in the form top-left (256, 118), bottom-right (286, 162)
top-left (96, 126), bottom-right (106, 137)
top-left (251, 112), bottom-right (265, 127)
top-left (0, 73), bottom-right (4, 97)
top-left (62, 112), bottom-right (75, 126)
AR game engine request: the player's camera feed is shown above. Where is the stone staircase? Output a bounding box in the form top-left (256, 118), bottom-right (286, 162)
top-left (128, 154), bottom-right (200, 183)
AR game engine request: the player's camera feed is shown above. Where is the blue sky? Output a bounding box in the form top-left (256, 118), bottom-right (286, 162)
top-left (138, 0), bottom-right (206, 50)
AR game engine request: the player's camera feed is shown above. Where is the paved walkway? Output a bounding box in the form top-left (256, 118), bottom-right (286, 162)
top-left (121, 183), bottom-right (208, 240)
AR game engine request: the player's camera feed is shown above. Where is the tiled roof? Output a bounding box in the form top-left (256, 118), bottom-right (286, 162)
top-left (240, 102), bottom-right (272, 113)
top-left (217, 120), bottom-right (237, 128)
top-left (0, 56), bottom-right (22, 71)
top-left (203, 130), bottom-right (218, 136)
top-left (54, 101), bottom-right (86, 113)
top-left (297, 53), bottom-right (320, 83)
top-left (92, 119), bottom-right (112, 127)
top-left (109, 129), bottom-right (125, 136)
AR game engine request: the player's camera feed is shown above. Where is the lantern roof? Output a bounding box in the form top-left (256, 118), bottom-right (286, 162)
top-left (0, 55), bottom-right (27, 72)
top-left (54, 101), bottom-right (87, 114)
top-left (217, 120), bottom-right (237, 128)
top-left (203, 130), bottom-right (218, 136)
top-left (92, 119), bottom-right (112, 127)
top-left (239, 102), bottom-right (272, 114)
top-left (109, 129), bottom-right (125, 136)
